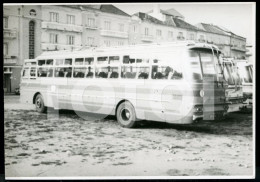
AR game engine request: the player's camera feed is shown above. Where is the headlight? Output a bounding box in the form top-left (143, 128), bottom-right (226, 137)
top-left (200, 90), bottom-right (204, 97)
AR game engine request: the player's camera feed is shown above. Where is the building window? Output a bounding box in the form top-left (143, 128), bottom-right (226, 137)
top-left (3, 17), bottom-right (8, 29)
top-left (87, 37), bottom-right (94, 46)
top-left (4, 43), bottom-right (8, 56)
top-left (156, 29), bottom-right (162, 37)
top-left (145, 27), bottom-right (149, 35)
top-left (29, 21), bottom-right (35, 59)
top-left (199, 35), bottom-right (205, 42)
top-left (104, 21), bottom-right (111, 30)
top-left (87, 18), bottom-right (96, 27)
top-left (67, 15), bottom-right (75, 24)
top-left (104, 40), bottom-right (110, 47)
top-left (119, 23), bottom-right (124, 32)
top-left (50, 33), bottom-right (58, 43)
top-left (168, 31), bottom-right (173, 38)
top-left (189, 34), bottom-right (194, 40)
top-left (50, 12), bottom-right (59, 22)
top-left (67, 35), bottom-right (75, 45)
top-left (118, 41), bottom-right (124, 46)
top-left (133, 25), bottom-right (136, 33)
top-left (177, 32), bottom-right (184, 40)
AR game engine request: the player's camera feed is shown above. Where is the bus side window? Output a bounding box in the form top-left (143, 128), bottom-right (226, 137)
top-left (75, 58), bottom-right (84, 65)
top-left (47, 69), bottom-right (53, 77)
top-left (97, 57), bottom-right (108, 64)
top-left (55, 68), bottom-right (64, 77)
top-left (109, 56), bottom-right (120, 64)
top-left (30, 67), bottom-right (36, 78)
top-left (38, 60), bottom-right (46, 66)
top-left (85, 57), bottom-right (94, 65)
top-left (86, 67), bottom-right (94, 78)
top-left (108, 67), bottom-right (119, 79)
top-left (137, 66), bottom-right (149, 79)
top-left (123, 56), bottom-right (130, 64)
top-left (22, 68), bottom-right (30, 77)
top-left (65, 59), bottom-right (72, 65)
top-left (121, 66), bottom-right (136, 79)
top-left (56, 59), bottom-right (64, 66)
top-left (46, 59), bottom-right (53, 65)
top-left (73, 67), bottom-right (86, 78)
top-left (64, 67), bottom-right (72, 77)
top-left (152, 65), bottom-right (164, 79)
top-left (38, 68), bottom-right (47, 77)
top-left (96, 67), bottom-right (108, 78)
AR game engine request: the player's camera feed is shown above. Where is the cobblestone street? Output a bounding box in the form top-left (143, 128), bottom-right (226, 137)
top-left (4, 95), bottom-right (253, 177)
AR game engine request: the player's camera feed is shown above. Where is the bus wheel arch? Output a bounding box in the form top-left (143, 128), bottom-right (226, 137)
top-left (116, 99), bottom-right (137, 128)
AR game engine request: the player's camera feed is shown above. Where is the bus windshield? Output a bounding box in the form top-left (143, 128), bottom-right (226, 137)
top-left (188, 49), bottom-right (217, 81)
top-left (223, 62), bottom-right (235, 85)
top-left (237, 63), bottom-right (253, 83)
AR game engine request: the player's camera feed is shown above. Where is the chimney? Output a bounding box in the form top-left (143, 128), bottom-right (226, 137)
top-left (153, 4), bottom-right (160, 14)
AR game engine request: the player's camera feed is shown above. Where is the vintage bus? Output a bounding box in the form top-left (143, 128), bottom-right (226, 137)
top-left (20, 41), bottom-right (228, 128)
top-left (236, 59), bottom-right (253, 110)
top-left (219, 58), bottom-right (244, 112)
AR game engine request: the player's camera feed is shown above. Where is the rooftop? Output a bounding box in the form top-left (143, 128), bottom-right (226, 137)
top-left (172, 18), bottom-right (199, 31)
top-left (147, 8), bottom-right (184, 19)
top-left (134, 12), bottom-right (199, 30)
top-left (66, 4), bottom-right (130, 17)
top-left (197, 23), bottom-right (229, 35)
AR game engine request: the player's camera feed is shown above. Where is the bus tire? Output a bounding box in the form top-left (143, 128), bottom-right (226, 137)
top-left (116, 101), bottom-right (137, 128)
top-left (35, 94), bottom-right (47, 113)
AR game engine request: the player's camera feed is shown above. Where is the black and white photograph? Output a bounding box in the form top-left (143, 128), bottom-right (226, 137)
top-left (3, 2), bottom-right (255, 179)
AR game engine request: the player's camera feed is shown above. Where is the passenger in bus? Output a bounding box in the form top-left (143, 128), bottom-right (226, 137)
top-left (97, 68), bottom-right (108, 78)
top-left (110, 71), bottom-right (119, 78)
top-left (56, 68), bottom-right (64, 77)
top-left (65, 68), bottom-right (72, 77)
top-left (86, 67), bottom-right (93, 78)
top-left (75, 71), bottom-right (85, 78)
top-left (138, 67), bottom-right (149, 79)
top-left (47, 69), bottom-right (53, 77)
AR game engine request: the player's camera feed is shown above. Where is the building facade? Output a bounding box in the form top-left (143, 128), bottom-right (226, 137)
top-left (3, 4), bottom-right (248, 93)
top-left (3, 5), bottom-right (42, 93)
top-left (3, 4), bottom-right (130, 93)
top-left (196, 23), bottom-right (247, 59)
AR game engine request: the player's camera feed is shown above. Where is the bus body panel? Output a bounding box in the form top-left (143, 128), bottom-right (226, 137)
top-left (20, 42), bottom-right (228, 125)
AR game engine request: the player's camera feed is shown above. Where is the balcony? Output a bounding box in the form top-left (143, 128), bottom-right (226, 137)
top-left (141, 34), bottom-right (154, 42)
top-left (41, 43), bottom-right (82, 51)
top-left (100, 29), bottom-right (128, 39)
top-left (42, 22), bottom-right (83, 33)
top-left (231, 45), bottom-right (246, 52)
top-left (85, 24), bottom-right (98, 30)
top-left (4, 29), bottom-right (17, 39)
top-left (4, 56), bottom-right (17, 64)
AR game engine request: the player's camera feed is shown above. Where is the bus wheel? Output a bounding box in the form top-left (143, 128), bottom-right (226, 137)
top-left (116, 101), bottom-right (137, 128)
top-left (35, 94), bottom-right (47, 113)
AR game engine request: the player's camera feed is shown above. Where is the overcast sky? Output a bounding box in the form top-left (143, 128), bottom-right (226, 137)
top-left (115, 3), bottom-right (255, 45)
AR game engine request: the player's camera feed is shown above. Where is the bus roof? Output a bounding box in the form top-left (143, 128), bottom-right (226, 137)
top-left (36, 41), bottom-right (221, 59)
